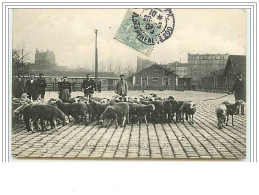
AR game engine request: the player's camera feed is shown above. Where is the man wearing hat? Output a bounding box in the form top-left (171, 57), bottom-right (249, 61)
top-left (12, 74), bottom-right (24, 98)
top-left (82, 73), bottom-right (95, 100)
top-left (26, 73), bottom-right (37, 101)
top-left (231, 73), bottom-right (246, 115)
top-left (59, 76), bottom-right (71, 102)
top-left (116, 74), bottom-right (128, 100)
top-left (36, 73), bottom-right (47, 99)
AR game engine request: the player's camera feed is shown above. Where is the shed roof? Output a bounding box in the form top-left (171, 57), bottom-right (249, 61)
top-left (224, 55), bottom-right (246, 75)
top-left (126, 64), bottom-right (179, 79)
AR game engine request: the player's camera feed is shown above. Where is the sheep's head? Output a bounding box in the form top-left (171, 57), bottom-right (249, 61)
top-left (187, 101), bottom-right (196, 109)
top-left (101, 98), bottom-right (109, 104)
top-left (236, 100), bottom-right (244, 106)
top-left (168, 96), bottom-right (174, 100)
top-left (63, 116), bottom-right (69, 125)
top-left (148, 104), bottom-right (155, 111)
top-left (21, 93), bottom-right (28, 99)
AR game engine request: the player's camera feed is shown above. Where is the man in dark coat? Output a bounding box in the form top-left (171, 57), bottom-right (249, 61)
top-left (26, 73), bottom-right (37, 101)
top-left (82, 74), bottom-right (95, 100)
top-left (232, 73), bottom-right (246, 115)
top-left (97, 81), bottom-right (102, 93)
top-left (116, 74), bottom-right (128, 101)
top-left (59, 76), bottom-right (71, 102)
top-left (13, 74), bottom-right (24, 98)
top-left (36, 73), bottom-right (47, 99)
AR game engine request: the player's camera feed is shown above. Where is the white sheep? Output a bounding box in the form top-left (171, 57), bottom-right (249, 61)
top-left (215, 104), bottom-right (227, 129)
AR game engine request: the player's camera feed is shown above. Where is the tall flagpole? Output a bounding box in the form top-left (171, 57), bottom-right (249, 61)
top-left (95, 29), bottom-right (98, 90)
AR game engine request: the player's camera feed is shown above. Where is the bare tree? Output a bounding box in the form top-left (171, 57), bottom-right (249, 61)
top-left (125, 61), bottom-right (134, 75)
top-left (12, 42), bottom-right (31, 76)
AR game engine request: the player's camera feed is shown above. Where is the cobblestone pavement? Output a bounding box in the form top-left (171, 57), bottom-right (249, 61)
top-left (11, 91), bottom-right (246, 159)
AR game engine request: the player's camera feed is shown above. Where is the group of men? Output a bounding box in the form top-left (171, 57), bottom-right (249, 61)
top-left (13, 73), bottom-right (47, 100)
top-left (81, 73), bottom-right (128, 99)
top-left (58, 73), bottom-right (128, 102)
top-left (13, 72), bottom-right (128, 102)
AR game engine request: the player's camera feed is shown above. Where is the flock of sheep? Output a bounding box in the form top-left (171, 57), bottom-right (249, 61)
top-left (12, 92), bottom-right (243, 132)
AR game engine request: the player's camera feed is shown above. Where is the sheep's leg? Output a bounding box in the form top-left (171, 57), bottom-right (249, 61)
top-left (121, 116), bottom-right (126, 127)
top-left (38, 119), bottom-right (44, 131)
top-left (217, 117), bottom-right (220, 129)
top-left (191, 115), bottom-right (194, 124)
top-left (50, 119), bottom-right (56, 130)
top-left (73, 115), bottom-right (80, 124)
top-left (137, 117), bottom-right (140, 126)
top-left (24, 117), bottom-right (32, 131)
top-left (181, 113), bottom-right (184, 122)
top-left (176, 113), bottom-right (179, 122)
top-left (232, 114), bottom-right (234, 126)
top-left (126, 113), bottom-right (130, 124)
top-left (115, 119), bottom-right (118, 129)
top-left (226, 115), bottom-right (229, 126)
top-left (168, 113), bottom-right (172, 123)
top-left (223, 116), bottom-right (226, 127)
top-left (144, 115), bottom-right (148, 126)
top-left (31, 115), bottom-right (40, 132)
top-left (84, 115), bottom-right (88, 126)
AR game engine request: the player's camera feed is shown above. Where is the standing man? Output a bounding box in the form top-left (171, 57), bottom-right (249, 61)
top-left (116, 74), bottom-right (128, 101)
top-left (36, 73), bottom-right (47, 99)
top-left (13, 74), bottom-right (24, 98)
top-left (59, 76), bottom-right (71, 102)
top-left (82, 73), bottom-right (95, 100)
top-left (97, 81), bottom-right (102, 93)
top-left (26, 73), bottom-right (37, 101)
top-left (232, 73), bottom-right (246, 115)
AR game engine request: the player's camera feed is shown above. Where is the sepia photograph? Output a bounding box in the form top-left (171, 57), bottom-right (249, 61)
top-left (11, 8), bottom-right (247, 159)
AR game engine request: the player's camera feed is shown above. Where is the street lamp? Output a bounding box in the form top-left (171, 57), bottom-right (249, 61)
top-left (95, 30), bottom-right (98, 90)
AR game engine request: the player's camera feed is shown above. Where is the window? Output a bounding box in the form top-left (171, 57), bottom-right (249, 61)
top-left (152, 77), bottom-right (159, 81)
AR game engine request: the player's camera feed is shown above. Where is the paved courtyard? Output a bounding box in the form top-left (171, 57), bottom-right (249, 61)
top-left (11, 90), bottom-right (246, 159)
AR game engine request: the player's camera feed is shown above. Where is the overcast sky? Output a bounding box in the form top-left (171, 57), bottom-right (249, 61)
top-left (12, 9), bottom-right (246, 71)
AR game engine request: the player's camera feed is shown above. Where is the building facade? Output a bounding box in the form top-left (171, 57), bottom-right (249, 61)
top-left (187, 53), bottom-right (229, 85)
top-left (33, 49), bottom-right (56, 70)
top-left (127, 64), bottom-right (178, 90)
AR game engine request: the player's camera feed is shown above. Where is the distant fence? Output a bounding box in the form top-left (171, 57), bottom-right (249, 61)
top-left (46, 82), bottom-right (116, 92)
top-left (14, 76), bottom-right (233, 93)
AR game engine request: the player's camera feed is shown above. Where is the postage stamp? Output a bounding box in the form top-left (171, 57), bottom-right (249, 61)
top-left (115, 9), bottom-right (175, 56)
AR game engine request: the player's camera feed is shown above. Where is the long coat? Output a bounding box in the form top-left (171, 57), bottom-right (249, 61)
top-left (36, 78), bottom-right (47, 94)
top-left (116, 80), bottom-right (128, 96)
top-left (59, 81), bottom-right (71, 101)
top-left (13, 78), bottom-right (24, 98)
top-left (26, 79), bottom-right (37, 97)
top-left (82, 79), bottom-right (95, 94)
top-left (232, 78), bottom-right (246, 102)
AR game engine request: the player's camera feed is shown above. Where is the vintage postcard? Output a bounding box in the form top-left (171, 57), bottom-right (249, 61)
top-left (11, 8), bottom-right (247, 159)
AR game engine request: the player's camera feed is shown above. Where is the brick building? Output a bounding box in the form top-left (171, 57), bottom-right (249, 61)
top-left (33, 49), bottom-right (56, 70)
top-left (127, 64), bottom-right (178, 90)
top-left (187, 53), bottom-right (229, 85)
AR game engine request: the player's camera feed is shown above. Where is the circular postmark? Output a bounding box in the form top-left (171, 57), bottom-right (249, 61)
top-left (131, 8), bottom-right (175, 45)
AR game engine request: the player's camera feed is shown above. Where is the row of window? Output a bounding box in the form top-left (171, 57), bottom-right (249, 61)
top-left (188, 56), bottom-right (228, 60)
